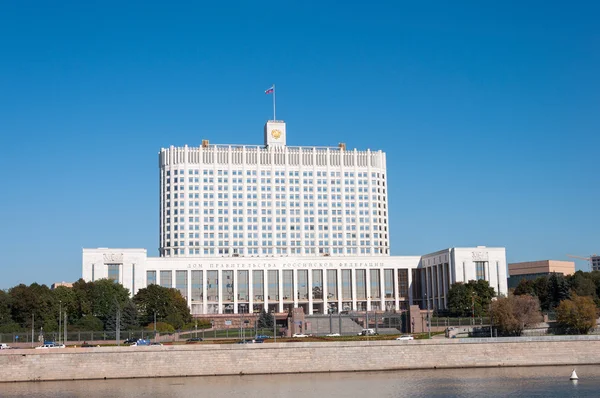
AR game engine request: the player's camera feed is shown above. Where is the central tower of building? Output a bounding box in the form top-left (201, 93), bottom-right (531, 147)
top-left (158, 120), bottom-right (389, 258)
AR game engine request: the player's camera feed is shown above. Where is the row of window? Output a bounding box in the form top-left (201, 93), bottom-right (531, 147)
top-left (163, 246), bottom-right (389, 256)
top-left (166, 169), bottom-right (386, 179)
top-left (145, 268), bottom-right (407, 301)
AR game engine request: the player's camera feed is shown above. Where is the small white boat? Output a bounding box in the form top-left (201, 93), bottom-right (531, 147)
top-left (570, 369), bottom-right (578, 380)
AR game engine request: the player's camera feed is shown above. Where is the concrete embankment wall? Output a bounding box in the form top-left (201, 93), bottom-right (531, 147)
top-left (2, 336), bottom-right (600, 383)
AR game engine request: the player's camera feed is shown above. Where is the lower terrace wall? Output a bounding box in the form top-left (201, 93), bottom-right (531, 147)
top-left (2, 336), bottom-right (600, 383)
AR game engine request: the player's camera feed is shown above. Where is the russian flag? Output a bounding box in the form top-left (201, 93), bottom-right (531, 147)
top-left (265, 86), bottom-right (274, 94)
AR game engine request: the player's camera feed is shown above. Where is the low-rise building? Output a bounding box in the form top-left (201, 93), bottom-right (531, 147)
top-left (507, 260), bottom-right (575, 289)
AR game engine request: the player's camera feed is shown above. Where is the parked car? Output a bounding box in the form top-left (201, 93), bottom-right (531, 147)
top-left (0, 343), bottom-right (11, 349)
top-left (292, 333), bottom-right (309, 338)
top-left (131, 339), bottom-right (151, 346)
top-left (325, 333), bottom-right (341, 337)
top-left (255, 335), bottom-right (271, 339)
top-left (35, 343), bottom-right (66, 349)
top-left (358, 329), bottom-right (378, 336)
top-left (123, 338), bottom-right (137, 345)
top-left (81, 342), bottom-right (94, 348)
top-left (186, 337), bottom-right (203, 343)
top-left (396, 335), bottom-right (414, 341)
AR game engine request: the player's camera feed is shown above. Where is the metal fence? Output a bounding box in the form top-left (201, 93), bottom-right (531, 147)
top-left (0, 330), bottom-right (157, 345)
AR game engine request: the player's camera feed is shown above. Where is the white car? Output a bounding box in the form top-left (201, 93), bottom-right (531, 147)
top-left (0, 343), bottom-right (11, 350)
top-left (35, 343), bottom-right (66, 349)
top-left (325, 333), bottom-right (341, 337)
top-left (396, 335), bottom-right (414, 341)
top-left (292, 333), bottom-right (309, 338)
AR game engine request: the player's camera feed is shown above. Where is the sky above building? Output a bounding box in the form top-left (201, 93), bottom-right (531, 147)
top-left (1, 1), bottom-right (598, 289)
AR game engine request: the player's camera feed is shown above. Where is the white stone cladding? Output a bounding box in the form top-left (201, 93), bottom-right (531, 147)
top-left (158, 132), bottom-right (389, 259)
top-left (82, 247), bottom-right (508, 315)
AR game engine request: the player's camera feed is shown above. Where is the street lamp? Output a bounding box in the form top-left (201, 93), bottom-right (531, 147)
top-left (425, 293), bottom-right (431, 339)
top-left (58, 300), bottom-right (62, 345)
top-left (154, 311), bottom-right (157, 341)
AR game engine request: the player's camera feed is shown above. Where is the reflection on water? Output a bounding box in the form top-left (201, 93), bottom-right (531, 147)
top-left (2, 365), bottom-right (597, 398)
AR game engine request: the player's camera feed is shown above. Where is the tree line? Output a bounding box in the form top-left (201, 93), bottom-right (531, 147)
top-left (0, 279), bottom-right (198, 334)
top-left (445, 271), bottom-right (599, 336)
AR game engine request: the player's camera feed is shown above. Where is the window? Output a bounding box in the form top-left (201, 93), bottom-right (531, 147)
top-left (398, 269), bottom-right (408, 298)
top-left (107, 264), bottom-right (120, 282)
top-left (341, 269), bottom-right (352, 300)
top-left (297, 270), bottom-right (308, 300)
top-left (222, 270), bottom-right (234, 302)
top-left (268, 270), bottom-right (279, 301)
top-left (146, 270), bottom-right (156, 286)
top-left (475, 261), bottom-right (486, 280)
top-left (366, 270), bottom-right (379, 300)
top-left (312, 270), bottom-right (323, 300)
top-left (356, 269), bottom-right (367, 300)
top-left (176, 270), bottom-right (188, 299)
top-left (384, 269), bottom-right (394, 299)
top-left (191, 270), bottom-right (202, 301)
top-left (160, 270), bottom-right (172, 288)
top-left (282, 270), bottom-right (293, 300)
top-left (206, 270), bottom-right (219, 301)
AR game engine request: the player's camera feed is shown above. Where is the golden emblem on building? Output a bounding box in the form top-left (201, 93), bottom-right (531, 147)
top-left (271, 129), bottom-right (282, 139)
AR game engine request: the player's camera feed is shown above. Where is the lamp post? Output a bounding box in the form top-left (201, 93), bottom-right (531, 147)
top-left (425, 293), bottom-right (431, 339)
top-left (272, 310), bottom-right (277, 343)
top-left (154, 311), bottom-right (157, 341)
top-left (58, 300), bottom-right (62, 345)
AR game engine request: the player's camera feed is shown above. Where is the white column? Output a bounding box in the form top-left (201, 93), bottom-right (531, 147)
top-left (233, 270), bottom-right (239, 314)
top-left (308, 269), bottom-right (313, 315)
top-left (217, 269), bottom-right (223, 314)
top-left (293, 268), bottom-right (298, 309)
top-left (407, 268), bottom-right (413, 306)
top-left (351, 269), bottom-right (357, 311)
top-left (365, 268), bottom-right (371, 311)
top-left (249, 270), bottom-right (254, 314)
top-left (337, 268), bottom-right (343, 311)
top-left (393, 268), bottom-right (399, 311)
top-left (262, 270), bottom-right (268, 312)
top-left (277, 269), bottom-right (284, 313)
top-left (323, 269), bottom-right (329, 313)
top-left (202, 270), bottom-right (207, 314)
top-left (186, 270), bottom-right (192, 309)
top-left (379, 269), bottom-right (385, 310)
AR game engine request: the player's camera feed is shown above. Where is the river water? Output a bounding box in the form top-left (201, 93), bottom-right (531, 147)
top-left (2, 366), bottom-right (598, 397)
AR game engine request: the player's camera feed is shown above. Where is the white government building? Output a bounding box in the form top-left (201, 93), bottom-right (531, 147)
top-left (82, 120), bottom-right (508, 315)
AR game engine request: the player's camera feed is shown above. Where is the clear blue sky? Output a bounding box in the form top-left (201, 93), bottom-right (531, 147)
top-left (1, 1), bottom-right (598, 289)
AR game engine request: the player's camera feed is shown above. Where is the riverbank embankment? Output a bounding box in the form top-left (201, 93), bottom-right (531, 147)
top-left (2, 335), bottom-right (600, 383)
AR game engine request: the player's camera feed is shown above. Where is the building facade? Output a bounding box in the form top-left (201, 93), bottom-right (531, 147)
top-left (592, 255), bottom-right (600, 272)
top-left (507, 260), bottom-right (575, 289)
top-left (82, 246), bottom-right (507, 315)
top-left (159, 121), bottom-right (389, 258)
top-left (82, 119), bottom-right (508, 315)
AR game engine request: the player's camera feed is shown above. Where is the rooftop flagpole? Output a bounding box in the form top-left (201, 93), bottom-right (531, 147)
top-left (272, 84), bottom-right (276, 121)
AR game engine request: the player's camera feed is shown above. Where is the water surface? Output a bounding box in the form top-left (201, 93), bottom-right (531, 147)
top-left (2, 365), bottom-right (596, 397)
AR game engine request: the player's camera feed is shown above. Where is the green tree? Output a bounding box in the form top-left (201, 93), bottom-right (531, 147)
top-left (121, 300), bottom-right (139, 330)
top-left (491, 295), bottom-right (542, 336)
top-left (0, 290), bottom-right (19, 333)
top-left (133, 284), bottom-right (191, 329)
top-left (556, 294), bottom-right (597, 335)
top-left (513, 279), bottom-right (535, 296)
top-left (257, 309), bottom-right (274, 329)
top-left (9, 283), bottom-right (56, 331)
top-left (447, 283), bottom-right (471, 317)
top-left (566, 271), bottom-right (597, 298)
top-left (72, 315), bottom-right (104, 331)
top-left (447, 280), bottom-right (495, 317)
top-left (547, 273), bottom-right (570, 310)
